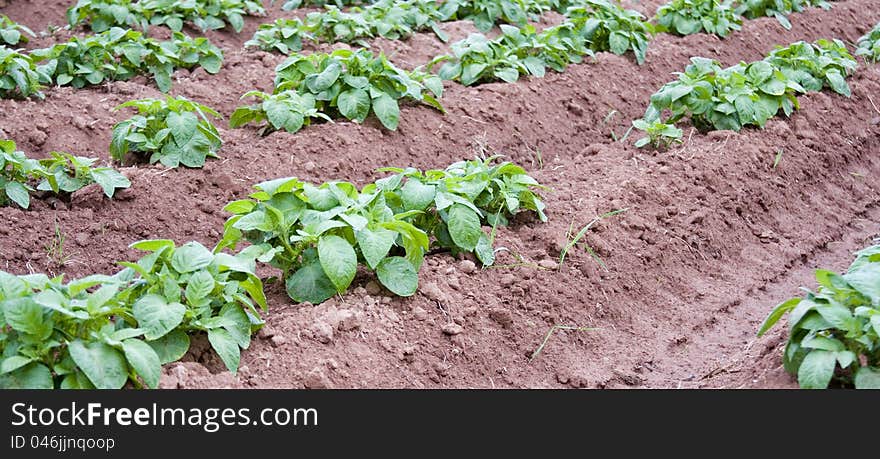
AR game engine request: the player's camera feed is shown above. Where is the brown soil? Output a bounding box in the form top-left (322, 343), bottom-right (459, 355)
top-left (1, 0), bottom-right (879, 388)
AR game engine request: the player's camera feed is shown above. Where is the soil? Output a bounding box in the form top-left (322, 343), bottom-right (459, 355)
top-left (1, 0), bottom-right (879, 389)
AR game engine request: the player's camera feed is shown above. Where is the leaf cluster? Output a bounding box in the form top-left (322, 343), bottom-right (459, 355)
top-left (654, 0), bottom-right (742, 38)
top-left (68, 0), bottom-right (266, 33)
top-left (110, 96), bottom-right (223, 168)
top-left (1, 139), bottom-right (130, 209)
top-left (0, 46), bottom-right (53, 99)
top-left (30, 27), bottom-right (223, 92)
top-left (439, 0), bottom-right (554, 33)
top-left (217, 156), bottom-right (546, 304)
top-left (232, 48), bottom-right (443, 133)
top-left (0, 240), bottom-right (266, 389)
top-left (0, 15), bottom-right (35, 46)
top-left (636, 39), bottom-right (856, 135)
top-left (856, 21), bottom-right (880, 62)
top-left (758, 245), bottom-right (880, 389)
top-left (734, 0), bottom-right (831, 30)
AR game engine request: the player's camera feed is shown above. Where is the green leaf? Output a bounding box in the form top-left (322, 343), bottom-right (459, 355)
top-left (171, 242), bottom-right (214, 273)
top-left (68, 340), bottom-right (128, 389)
top-left (355, 227), bottom-right (396, 270)
top-left (1, 355), bottom-right (34, 374)
top-left (609, 31), bottom-right (630, 55)
top-left (5, 181), bottom-right (29, 209)
top-left (147, 329), bottom-right (190, 364)
top-left (122, 339), bottom-right (161, 389)
top-left (133, 294), bottom-right (186, 340)
top-left (400, 180), bottom-right (435, 211)
top-left (337, 88), bottom-right (371, 122)
top-left (475, 233), bottom-right (495, 266)
top-left (844, 264), bottom-right (880, 304)
top-left (166, 111), bottom-right (199, 148)
top-left (318, 235), bottom-right (357, 293)
top-left (855, 367), bottom-right (880, 389)
top-left (220, 303), bottom-right (252, 349)
top-left (447, 204), bottom-right (482, 252)
top-left (308, 61), bottom-right (341, 92)
top-left (797, 350), bottom-right (837, 389)
top-left (0, 362), bottom-right (53, 389)
top-left (376, 256), bottom-right (418, 297)
top-left (286, 261), bottom-right (337, 304)
top-left (3, 298), bottom-right (50, 337)
top-left (207, 328), bottom-right (240, 373)
top-left (758, 298), bottom-right (800, 336)
top-left (185, 270), bottom-right (215, 303)
top-left (91, 168), bottom-right (131, 198)
top-left (372, 93), bottom-right (400, 130)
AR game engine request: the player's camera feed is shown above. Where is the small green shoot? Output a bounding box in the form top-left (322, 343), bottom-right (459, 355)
top-left (559, 208), bottom-right (627, 266)
top-left (530, 324), bottom-right (598, 362)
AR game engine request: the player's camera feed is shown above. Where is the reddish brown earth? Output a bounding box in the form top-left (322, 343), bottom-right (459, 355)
top-left (1, 0), bottom-right (879, 388)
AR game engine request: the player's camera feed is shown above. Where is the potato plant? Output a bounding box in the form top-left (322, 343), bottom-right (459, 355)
top-left (30, 27), bottom-right (223, 92)
top-left (439, 0), bottom-right (552, 33)
top-left (735, 0), bottom-right (831, 30)
top-left (244, 17), bottom-right (314, 54)
top-left (1, 140), bottom-right (130, 209)
top-left (0, 15), bottom-right (35, 46)
top-left (246, 0), bottom-right (447, 53)
top-left (759, 245), bottom-right (880, 389)
top-left (654, 0), bottom-right (742, 38)
top-left (764, 39), bottom-right (856, 97)
top-left (230, 90), bottom-right (331, 135)
top-left (277, 0), bottom-right (369, 9)
top-left (111, 96), bottom-right (223, 168)
top-left (68, 0), bottom-right (266, 33)
top-left (631, 119), bottom-right (683, 149)
top-left (0, 240), bottom-right (266, 389)
top-left (0, 47), bottom-right (52, 99)
top-left (635, 39), bottom-right (856, 138)
top-left (428, 23), bottom-right (594, 86)
top-left (565, 0), bottom-right (654, 65)
top-left (217, 157), bottom-right (546, 304)
top-left (856, 21), bottom-right (880, 62)
top-left (233, 48), bottom-right (443, 132)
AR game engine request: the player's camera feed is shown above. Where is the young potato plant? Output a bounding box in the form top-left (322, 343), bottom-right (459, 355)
top-left (565, 0), bottom-right (654, 65)
top-left (250, 48), bottom-right (443, 131)
top-left (30, 27), bottom-right (223, 92)
top-left (0, 240), bottom-right (267, 389)
top-left (36, 152), bottom-right (131, 199)
top-left (735, 0), bottom-right (831, 30)
top-left (764, 39), bottom-right (856, 97)
top-left (0, 15), bottom-right (35, 46)
top-left (855, 21), bottom-right (880, 63)
top-left (68, 0), bottom-right (266, 33)
top-left (640, 57), bottom-right (803, 132)
top-left (0, 46), bottom-right (52, 99)
top-left (631, 119), bottom-right (683, 149)
top-left (1, 140), bottom-right (130, 209)
top-left (314, 0), bottom-right (448, 43)
top-left (277, 0), bottom-right (370, 9)
top-left (244, 17), bottom-right (314, 54)
top-left (439, 0), bottom-right (552, 33)
top-left (654, 0), bottom-right (742, 38)
top-left (230, 90), bottom-right (331, 135)
top-left (218, 157), bottom-right (546, 304)
top-left (758, 245), bottom-right (880, 389)
top-left (428, 23), bottom-right (594, 86)
top-left (117, 239), bottom-right (267, 375)
top-left (111, 96), bottom-right (223, 168)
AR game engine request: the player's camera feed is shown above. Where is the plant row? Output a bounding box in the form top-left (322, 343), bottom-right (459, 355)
top-left (758, 244), bottom-right (880, 389)
top-left (246, 0), bottom-right (449, 53)
top-left (427, 0), bottom-right (652, 87)
top-left (68, 0), bottom-right (265, 33)
top-left (857, 20), bottom-right (880, 62)
top-left (0, 157), bottom-right (546, 388)
top-left (1, 139), bottom-right (130, 209)
top-left (655, 0), bottom-right (833, 37)
top-left (0, 27), bottom-right (222, 98)
top-left (0, 14), bottom-right (34, 46)
top-left (632, 38), bottom-right (856, 147)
